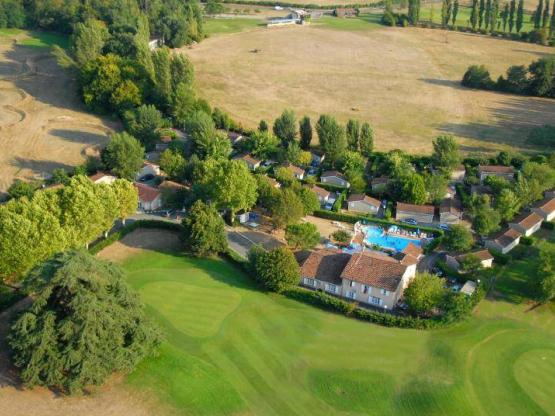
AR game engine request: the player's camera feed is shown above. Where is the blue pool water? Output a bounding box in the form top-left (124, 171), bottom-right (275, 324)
top-left (363, 225), bottom-right (424, 252)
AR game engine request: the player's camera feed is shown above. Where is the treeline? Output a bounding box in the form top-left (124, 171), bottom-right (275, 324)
top-left (0, 176), bottom-right (137, 283)
top-left (0, 0), bottom-right (203, 48)
top-left (462, 58), bottom-right (555, 99)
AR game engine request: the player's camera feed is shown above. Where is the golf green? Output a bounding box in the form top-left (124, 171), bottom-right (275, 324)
top-left (122, 251), bottom-right (555, 415)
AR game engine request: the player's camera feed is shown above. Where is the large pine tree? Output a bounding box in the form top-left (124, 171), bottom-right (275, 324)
top-left (9, 251), bottom-right (161, 394)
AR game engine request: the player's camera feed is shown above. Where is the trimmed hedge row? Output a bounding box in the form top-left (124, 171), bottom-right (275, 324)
top-left (220, 0), bottom-right (384, 10)
top-left (313, 209), bottom-right (443, 236)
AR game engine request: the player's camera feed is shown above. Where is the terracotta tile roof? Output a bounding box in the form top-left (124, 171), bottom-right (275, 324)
top-left (402, 242), bottom-right (423, 258)
top-left (159, 180), bottom-right (189, 192)
top-left (393, 252), bottom-right (419, 266)
top-left (286, 164), bottom-right (305, 175)
top-left (396, 202), bottom-right (435, 215)
top-left (535, 196), bottom-right (555, 213)
top-left (440, 198), bottom-right (462, 215)
top-left (307, 185), bottom-right (330, 198)
top-left (455, 249), bottom-right (493, 262)
top-left (267, 176), bottom-right (280, 187)
top-left (88, 172), bottom-right (112, 182)
top-left (478, 165), bottom-right (515, 174)
top-left (340, 252), bottom-right (407, 292)
top-left (236, 154), bottom-right (260, 165)
top-left (347, 194), bottom-right (381, 207)
top-left (491, 228), bottom-right (522, 247)
top-left (322, 170), bottom-right (347, 180)
top-left (511, 211), bottom-right (543, 230)
top-left (134, 182), bottom-right (160, 202)
top-left (301, 250), bottom-right (351, 285)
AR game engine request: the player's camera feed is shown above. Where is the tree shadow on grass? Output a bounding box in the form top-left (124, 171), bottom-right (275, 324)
top-left (10, 157), bottom-right (75, 179)
top-left (49, 129), bottom-right (109, 145)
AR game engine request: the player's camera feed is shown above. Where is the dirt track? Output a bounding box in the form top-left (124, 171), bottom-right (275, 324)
top-left (0, 36), bottom-right (117, 195)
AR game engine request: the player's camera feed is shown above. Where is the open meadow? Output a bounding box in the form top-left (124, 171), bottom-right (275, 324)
top-left (186, 19), bottom-right (555, 154)
top-left (0, 29), bottom-right (116, 194)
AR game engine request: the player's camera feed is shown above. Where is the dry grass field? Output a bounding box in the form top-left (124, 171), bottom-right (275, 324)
top-left (185, 23), bottom-right (555, 154)
top-left (0, 31), bottom-right (116, 194)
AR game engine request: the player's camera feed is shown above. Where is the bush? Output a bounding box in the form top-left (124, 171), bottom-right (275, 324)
top-left (491, 249), bottom-right (509, 265)
top-left (461, 65), bottom-right (494, 89)
top-left (520, 236), bottom-right (534, 246)
top-left (542, 221), bottom-right (555, 230)
top-left (381, 11), bottom-right (396, 26)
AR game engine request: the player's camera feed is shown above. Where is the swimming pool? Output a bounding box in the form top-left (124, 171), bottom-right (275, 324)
top-left (362, 225), bottom-right (424, 252)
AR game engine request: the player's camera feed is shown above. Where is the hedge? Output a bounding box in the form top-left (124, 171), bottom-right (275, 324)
top-left (542, 221), bottom-right (555, 230)
top-left (313, 209), bottom-right (443, 236)
top-left (220, 0), bottom-right (385, 9)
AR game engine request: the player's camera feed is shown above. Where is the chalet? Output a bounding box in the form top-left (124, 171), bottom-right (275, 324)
top-left (370, 176), bottom-right (390, 192)
top-left (137, 162), bottom-right (162, 180)
top-left (532, 195), bottom-right (555, 221)
top-left (286, 164), bottom-right (306, 180)
top-left (300, 249), bottom-right (352, 295)
top-left (485, 228), bottom-right (522, 254)
top-left (508, 211), bottom-right (543, 237)
top-left (266, 176), bottom-right (281, 189)
top-left (445, 249), bottom-right (494, 272)
top-left (228, 131), bottom-right (244, 146)
top-left (340, 251), bottom-right (417, 309)
top-left (89, 172), bottom-right (117, 185)
top-left (334, 7), bottom-right (358, 17)
top-left (395, 202), bottom-right (435, 224)
top-left (439, 198), bottom-right (463, 224)
top-left (307, 184), bottom-right (331, 204)
top-left (235, 154), bottom-right (261, 171)
top-left (451, 165), bottom-right (466, 182)
top-left (321, 171), bottom-right (350, 188)
top-left (311, 150), bottom-right (325, 166)
top-left (135, 182), bottom-right (162, 211)
top-left (478, 165), bottom-right (515, 183)
top-left (347, 194), bottom-right (381, 214)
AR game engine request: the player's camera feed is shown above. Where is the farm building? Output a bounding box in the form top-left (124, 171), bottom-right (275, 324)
top-left (508, 211), bottom-right (543, 237)
top-left (478, 165), bottom-right (515, 183)
top-left (531, 195), bottom-right (555, 221)
top-left (266, 176), bottom-right (281, 189)
top-left (439, 198), bottom-right (463, 224)
top-left (445, 249), bottom-right (494, 272)
top-left (135, 182), bottom-right (162, 211)
top-left (485, 228), bottom-right (522, 254)
top-left (395, 202), bottom-right (435, 224)
top-left (321, 171), bottom-right (350, 188)
top-left (347, 194), bottom-right (381, 214)
top-left (89, 172), bottom-right (117, 185)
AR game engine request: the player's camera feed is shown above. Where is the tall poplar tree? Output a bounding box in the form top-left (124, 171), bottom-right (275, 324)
top-left (502, 2), bottom-right (510, 30)
top-left (479, 0), bottom-right (486, 27)
top-left (534, 0), bottom-right (543, 28)
top-left (551, 0), bottom-right (555, 35)
top-left (491, 0), bottom-right (500, 29)
top-left (509, 0), bottom-right (516, 31)
top-left (516, 0), bottom-right (524, 32)
top-left (452, 0), bottom-right (459, 24)
top-left (542, 0), bottom-right (550, 27)
top-left (485, 0), bottom-right (492, 29)
top-left (471, 0), bottom-right (480, 28)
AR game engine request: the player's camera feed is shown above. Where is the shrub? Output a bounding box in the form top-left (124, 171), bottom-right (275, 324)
top-left (461, 65), bottom-right (494, 89)
top-left (249, 246), bottom-right (300, 293)
top-left (332, 229), bottom-right (351, 244)
top-left (381, 11), bottom-right (396, 26)
top-left (542, 221), bottom-right (555, 230)
top-left (520, 236), bottom-right (534, 246)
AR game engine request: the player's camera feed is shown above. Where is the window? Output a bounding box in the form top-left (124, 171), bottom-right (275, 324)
top-left (346, 291), bottom-right (356, 299)
top-left (369, 296), bottom-right (382, 306)
top-left (303, 278), bottom-right (316, 287)
top-left (363, 285), bottom-right (371, 294)
top-left (325, 284), bottom-right (337, 294)
top-left (350, 280), bottom-right (356, 288)
top-left (381, 289), bottom-right (389, 296)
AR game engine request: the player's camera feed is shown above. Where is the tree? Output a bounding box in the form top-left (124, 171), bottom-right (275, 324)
top-left (243, 130), bottom-right (280, 160)
top-left (442, 0), bottom-right (452, 26)
top-left (316, 115), bottom-right (346, 167)
top-left (490, 0), bottom-right (499, 30)
top-left (294, 186), bottom-right (321, 215)
top-left (285, 223), bottom-right (320, 249)
top-left (184, 110), bottom-right (217, 158)
top-left (543, 0), bottom-right (550, 27)
top-left (535, 245), bottom-right (555, 302)
top-left (390, 173), bottom-right (427, 205)
top-left (459, 254), bottom-right (483, 273)
top-left (495, 188), bottom-right (520, 221)
top-left (269, 188), bottom-right (304, 229)
top-left (443, 224), bottom-right (473, 251)
top-left (205, 0), bottom-right (225, 15)
top-left (528, 58), bottom-right (555, 97)
top-left (471, 0), bottom-right (480, 28)
top-left (249, 246), bottom-right (300, 293)
top-left (182, 200), bottom-right (227, 257)
top-left (452, 0), bottom-right (459, 24)
top-left (432, 135), bottom-right (460, 175)
top-left (346, 119), bottom-right (361, 151)
top-left (509, 0), bottom-right (516, 31)
top-left (404, 273), bottom-right (446, 315)
top-left (8, 250), bottom-right (161, 394)
top-left (516, 0), bottom-right (524, 32)
top-left (259, 119), bottom-right (269, 132)
top-left (160, 148), bottom-right (186, 179)
top-left (409, 0), bottom-right (420, 23)
top-left (299, 116), bottom-right (313, 150)
top-left (71, 19), bottom-right (109, 68)
top-left (498, 65), bottom-right (529, 93)
top-left (212, 107), bottom-right (234, 130)
top-left (479, 0), bottom-right (486, 27)
top-left (534, 0), bottom-right (544, 28)
top-left (359, 122), bottom-right (374, 157)
top-left (425, 173), bottom-right (448, 204)
top-left (273, 109), bottom-right (297, 145)
top-left (551, 0), bottom-right (555, 35)
top-left (471, 195), bottom-right (501, 235)
top-left (123, 105), bottom-right (164, 150)
top-left (485, 0), bottom-right (492, 29)
top-left (112, 179), bottom-right (138, 225)
top-left (7, 180), bottom-right (36, 200)
top-left (462, 65), bottom-right (494, 89)
top-left (101, 132), bottom-right (144, 180)
top-left (332, 229), bottom-right (351, 244)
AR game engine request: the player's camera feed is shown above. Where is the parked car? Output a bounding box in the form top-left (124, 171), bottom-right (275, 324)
top-left (139, 174), bottom-right (155, 182)
top-left (401, 218), bottom-right (418, 226)
top-left (439, 224), bottom-right (450, 231)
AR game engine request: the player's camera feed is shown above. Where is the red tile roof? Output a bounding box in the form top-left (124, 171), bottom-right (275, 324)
top-left (491, 228), bottom-right (522, 247)
top-left (397, 202), bottom-right (435, 215)
top-left (340, 252), bottom-right (407, 291)
top-left (403, 242), bottom-right (423, 258)
top-left (511, 211), bottom-right (543, 230)
top-left (301, 250), bottom-right (351, 285)
top-left (88, 172), bottom-right (112, 182)
top-left (286, 164), bottom-right (305, 176)
top-left (535, 196), bottom-right (555, 213)
top-left (134, 182), bottom-right (160, 202)
top-left (478, 165), bottom-right (515, 174)
top-left (308, 185), bottom-right (330, 198)
top-left (322, 170), bottom-right (347, 180)
top-left (440, 198), bottom-right (462, 215)
top-left (347, 193), bottom-right (381, 207)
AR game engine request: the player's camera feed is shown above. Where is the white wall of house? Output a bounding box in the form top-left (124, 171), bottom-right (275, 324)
top-left (301, 277), bottom-right (342, 296)
top-left (139, 195), bottom-right (162, 211)
top-left (396, 211), bottom-right (434, 223)
top-left (347, 200), bottom-right (379, 214)
top-left (485, 238), bottom-right (520, 254)
top-left (509, 221), bottom-right (542, 237)
top-left (137, 164), bottom-right (160, 179)
top-left (322, 176), bottom-right (350, 188)
top-left (532, 207), bottom-right (555, 222)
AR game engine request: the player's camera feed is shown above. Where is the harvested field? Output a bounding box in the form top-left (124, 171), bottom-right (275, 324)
top-left (185, 24), bottom-right (555, 154)
top-left (0, 31), bottom-right (116, 194)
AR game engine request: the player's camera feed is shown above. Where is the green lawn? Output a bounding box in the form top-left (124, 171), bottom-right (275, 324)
top-left (204, 18), bottom-right (264, 36)
top-left (0, 28), bottom-right (68, 49)
top-left (121, 243), bottom-right (555, 415)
